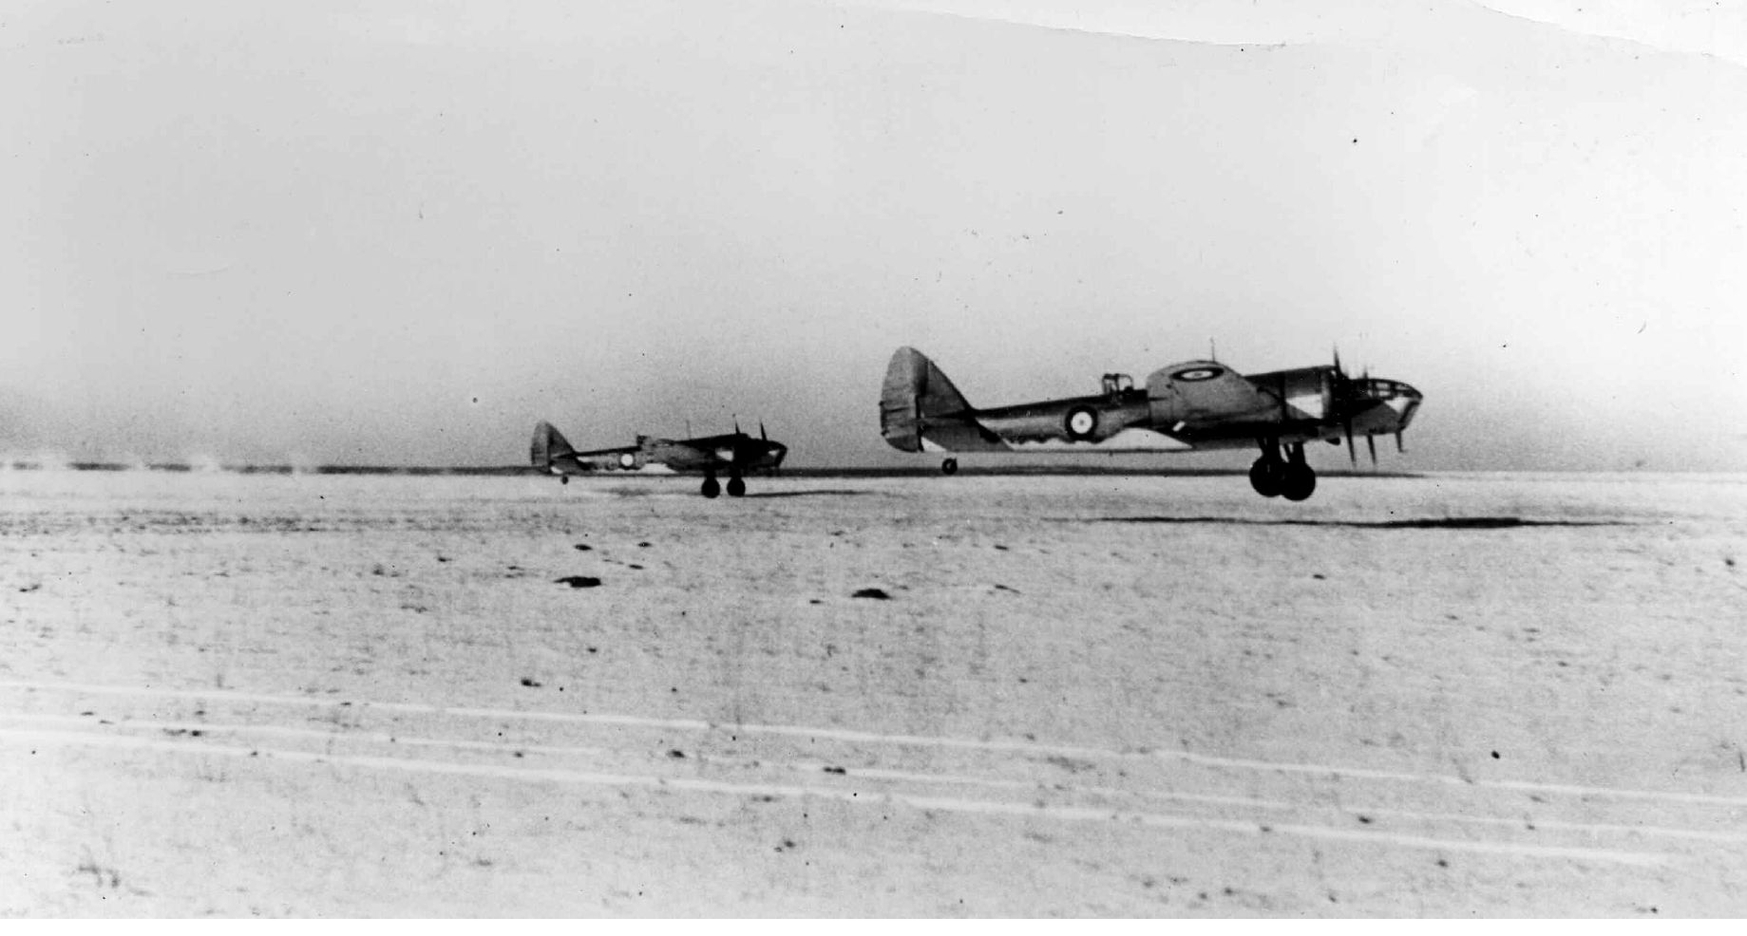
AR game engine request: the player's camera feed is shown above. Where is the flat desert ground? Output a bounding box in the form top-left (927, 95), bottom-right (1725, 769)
top-left (2, 467), bottom-right (1744, 916)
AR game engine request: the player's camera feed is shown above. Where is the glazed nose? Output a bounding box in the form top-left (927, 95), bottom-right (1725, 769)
top-left (1391, 385), bottom-right (1423, 429)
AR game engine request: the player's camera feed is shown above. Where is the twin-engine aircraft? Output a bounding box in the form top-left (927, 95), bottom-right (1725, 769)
top-left (879, 346), bottom-right (1422, 501)
top-left (531, 420), bottom-right (787, 498)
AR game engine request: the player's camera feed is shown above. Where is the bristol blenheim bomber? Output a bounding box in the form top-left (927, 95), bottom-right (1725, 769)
top-left (879, 346), bottom-right (1422, 501)
top-left (531, 421), bottom-right (787, 498)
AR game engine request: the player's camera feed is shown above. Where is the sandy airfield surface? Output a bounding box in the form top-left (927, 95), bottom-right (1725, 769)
top-left (1, 467), bottom-right (1744, 917)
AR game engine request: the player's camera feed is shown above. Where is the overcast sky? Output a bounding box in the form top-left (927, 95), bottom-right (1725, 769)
top-left (5, 0), bottom-right (1744, 470)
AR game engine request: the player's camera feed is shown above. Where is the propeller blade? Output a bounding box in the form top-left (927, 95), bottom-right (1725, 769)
top-left (759, 421), bottom-right (767, 442)
top-left (1345, 422), bottom-right (1356, 466)
top-left (1366, 433), bottom-right (1377, 467)
top-left (733, 415), bottom-right (741, 435)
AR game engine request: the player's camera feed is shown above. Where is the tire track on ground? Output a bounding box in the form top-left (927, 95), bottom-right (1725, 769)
top-left (0, 724), bottom-right (1672, 868)
top-left (11, 704), bottom-right (1747, 869)
top-left (7, 679), bottom-right (1746, 809)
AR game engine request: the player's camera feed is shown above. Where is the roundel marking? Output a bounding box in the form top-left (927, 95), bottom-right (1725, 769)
top-left (1172, 366), bottom-right (1225, 382)
top-left (1064, 406), bottom-right (1099, 440)
top-left (618, 452), bottom-right (637, 469)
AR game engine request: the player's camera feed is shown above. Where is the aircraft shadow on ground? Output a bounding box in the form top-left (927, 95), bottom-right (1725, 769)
top-left (741, 489), bottom-right (877, 499)
top-left (1085, 516), bottom-right (1635, 530)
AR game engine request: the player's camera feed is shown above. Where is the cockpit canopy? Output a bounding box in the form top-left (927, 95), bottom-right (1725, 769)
top-left (1359, 378), bottom-right (1419, 400)
top-left (1101, 373), bottom-right (1135, 396)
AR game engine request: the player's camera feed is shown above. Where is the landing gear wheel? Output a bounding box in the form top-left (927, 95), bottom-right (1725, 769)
top-left (1064, 406), bottom-right (1100, 440)
top-left (701, 476), bottom-right (721, 499)
top-left (941, 458), bottom-right (959, 475)
top-left (1249, 457), bottom-right (1286, 498)
top-left (726, 476), bottom-right (746, 498)
top-left (1280, 462), bottom-right (1317, 502)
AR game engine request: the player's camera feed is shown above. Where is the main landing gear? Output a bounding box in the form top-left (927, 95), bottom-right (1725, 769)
top-left (700, 471), bottom-right (747, 499)
top-left (1250, 441), bottom-right (1317, 501)
top-left (941, 458), bottom-right (959, 475)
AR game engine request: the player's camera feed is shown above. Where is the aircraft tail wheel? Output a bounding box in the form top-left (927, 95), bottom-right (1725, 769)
top-left (941, 458), bottom-right (959, 475)
top-left (1249, 457), bottom-right (1285, 498)
top-left (1064, 406), bottom-right (1100, 440)
top-left (560, 476), bottom-right (568, 486)
top-left (726, 477), bottom-right (746, 498)
top-left (701, 477), bottom-right (721, 498)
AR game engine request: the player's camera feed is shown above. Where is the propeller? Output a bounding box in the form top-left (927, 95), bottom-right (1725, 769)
top-left (1366, 433), bottom-right (1377, 467)
top-left (759, 420), bottom-right (767, 442)
top-left (1345, 421), bottom-right (1356, 466)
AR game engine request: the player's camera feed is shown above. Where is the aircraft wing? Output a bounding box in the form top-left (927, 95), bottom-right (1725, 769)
top-left (1144, 361), bottom-right (1277, 429)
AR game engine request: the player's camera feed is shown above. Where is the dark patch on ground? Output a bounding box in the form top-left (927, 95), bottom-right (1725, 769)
top-left (852, 588), bottom-right (891, 600)
top-left (554, 576), bottom-right (601, 588)
top-left (521, 677), bottom-right (542, 688)
top-left (76, 855), bottom-right (121, 889)
top-left (668, 749), bottom-right (685, 759)
top-left (742, 489), bottom-right (874, 498)
top-left (1086, 516), bottom-right (1634, 530)
top-left (823, 766), bottom-right (847, 775)
top-left (574, 543), bottom-right (592, 552)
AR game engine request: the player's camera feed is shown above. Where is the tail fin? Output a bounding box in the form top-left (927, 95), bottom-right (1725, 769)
top-left (881, 347), bottom-right (1003, 453)
top-left (530, 421), bottom-right (576, 469)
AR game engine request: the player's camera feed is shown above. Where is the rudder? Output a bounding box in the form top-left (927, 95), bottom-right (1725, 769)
top-left (530, 421), bottom-right (576, 469)
top-left (880, 347), bottom-right (991, 453)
